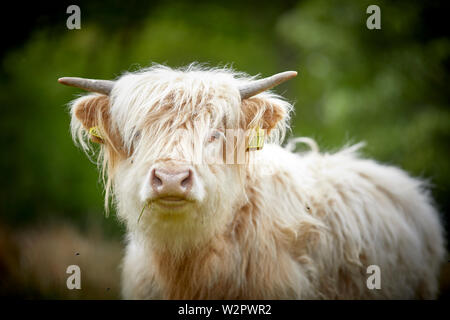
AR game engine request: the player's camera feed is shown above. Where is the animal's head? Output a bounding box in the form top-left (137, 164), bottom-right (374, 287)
top-left (61, 65), bottom-right (296, 251)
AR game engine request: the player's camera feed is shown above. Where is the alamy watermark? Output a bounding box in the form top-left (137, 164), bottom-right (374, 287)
top-left (366, 265), bottom-right (381, 290)
top-left (66, 264), bottom-right (81, 290)
top-left (66, 5), bottom-right (81, 30)
top-left (366, 5), bottom-right (381, 30)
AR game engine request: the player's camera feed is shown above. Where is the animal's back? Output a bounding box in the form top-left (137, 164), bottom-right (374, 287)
top-left (256, 143), bottom-right (446, 299)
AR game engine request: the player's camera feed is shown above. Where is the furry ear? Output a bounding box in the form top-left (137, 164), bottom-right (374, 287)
top-left (71, 93), bottom-right (128, 165)
top-left (72, 94), bottom-right (110, 144)
top-left (241, 95), bottom-right (290, 134)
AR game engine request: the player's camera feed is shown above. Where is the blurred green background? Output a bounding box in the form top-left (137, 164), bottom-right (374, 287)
top-left (0, 0), bottom-right (448, 299)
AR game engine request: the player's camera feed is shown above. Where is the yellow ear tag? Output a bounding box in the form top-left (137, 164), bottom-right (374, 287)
top-left (247, 126), bottom-right (265, 151)
top-left (89, 126), bottom-right (103, 140)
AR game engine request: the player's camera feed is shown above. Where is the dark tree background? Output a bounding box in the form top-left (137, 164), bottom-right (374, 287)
top-left (0, 0), bottom-right (448, 298)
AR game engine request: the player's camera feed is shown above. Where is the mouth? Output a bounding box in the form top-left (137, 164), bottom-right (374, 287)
top-left (153, 196), bottom-right (191, 209)
top-left (138, 196), bottom-right (194, 223)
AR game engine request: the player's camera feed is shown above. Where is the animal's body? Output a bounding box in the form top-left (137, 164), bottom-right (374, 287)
top-left (121, 143), bottom-right (444, 299)
top-left (61, 64), bottom-right (445, 299)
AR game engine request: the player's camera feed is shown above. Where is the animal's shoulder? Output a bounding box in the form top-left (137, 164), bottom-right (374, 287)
top-left (258, 143), bottom-right (423, 196)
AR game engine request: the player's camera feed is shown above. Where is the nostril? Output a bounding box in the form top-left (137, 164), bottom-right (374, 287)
top-left (151, 169), bottom-right (163, 189)
top-left (180, 170), bottom-right (192, 189)
top-left (151, 167), bottom-right (193, 194)
top-left (154, 176), bottom-right (163, 187)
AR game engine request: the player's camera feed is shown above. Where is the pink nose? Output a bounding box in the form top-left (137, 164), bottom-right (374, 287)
top-left (151, 167), bottom-right (193, 196)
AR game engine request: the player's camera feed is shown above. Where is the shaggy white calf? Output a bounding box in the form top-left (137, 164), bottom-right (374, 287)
top-left (60, 64), bottom-right (445, 299)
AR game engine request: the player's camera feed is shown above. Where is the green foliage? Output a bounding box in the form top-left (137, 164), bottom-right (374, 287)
top-left (0, 0), bottom-right (448, 238)
top-left (277, 0), bottom-right (450, 218)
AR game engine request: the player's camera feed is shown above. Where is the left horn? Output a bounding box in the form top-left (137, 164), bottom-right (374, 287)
top-left (239, 71), bottom-right (297, 99)
top-left (58, 77), bottom-right (115, 95)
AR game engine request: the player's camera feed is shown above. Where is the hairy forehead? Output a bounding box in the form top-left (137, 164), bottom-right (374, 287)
top-left (109, 68), bottom-right (242, 130)
top-left (112, 67), bottom-right (241, 103)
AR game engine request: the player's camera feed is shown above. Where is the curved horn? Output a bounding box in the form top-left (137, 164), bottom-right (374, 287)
top-left (58, 77), bottom-right (114, 95)
top-left (239, 71), bottom-right (297, 99)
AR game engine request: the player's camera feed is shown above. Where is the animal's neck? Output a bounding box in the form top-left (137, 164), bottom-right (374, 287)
top-left (149, 196), bottom-right (260, 299)
top-left (150, 231), bottom-right (236, 299)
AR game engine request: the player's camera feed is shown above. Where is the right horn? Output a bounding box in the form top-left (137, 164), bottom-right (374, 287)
top-left (58, 77), bottom-right (115, 95)
top-left (239, 71), bottom-right (297, 99)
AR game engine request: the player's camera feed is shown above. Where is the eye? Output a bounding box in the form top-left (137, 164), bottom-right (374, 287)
top-left (208, 130), bottom-right (223, 143)
top-left (133, 130), bottom-right (141, 143)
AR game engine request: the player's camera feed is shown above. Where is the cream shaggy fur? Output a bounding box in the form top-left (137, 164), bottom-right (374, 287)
top-left (68, 64), bottom-right (446, 299)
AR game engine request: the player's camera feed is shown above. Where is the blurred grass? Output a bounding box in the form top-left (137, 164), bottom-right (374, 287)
top-left (0, 222), bottom-right (122, 299)
top-left (0, 0), bottom-right (448, 298)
